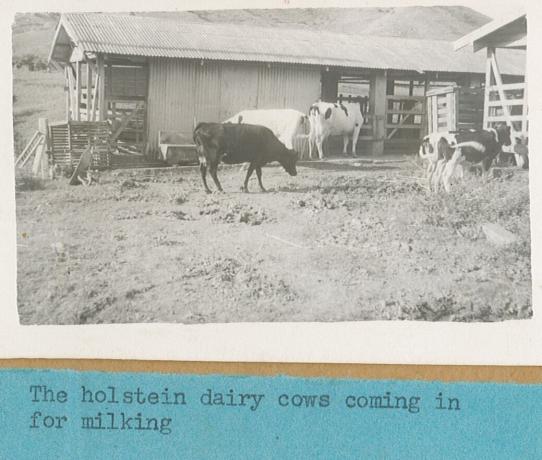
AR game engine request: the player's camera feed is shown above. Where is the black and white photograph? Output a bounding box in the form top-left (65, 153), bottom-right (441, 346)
top-left (9, 2), bottom-right (533, 330)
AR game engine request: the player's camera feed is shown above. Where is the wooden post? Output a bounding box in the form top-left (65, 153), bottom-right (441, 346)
top-left (32, 118), bottom-right (49, 178)
top-left (90, 71), bottom-right (99, 122)
top-left (483, 47), bottom-right (494, 129)
top-left (446, 91), bottom-right (456, 131)
top-left (66, 66), bottom-right (75, 121)
top-left (86, 61), bottom-right (92, 121)
top-left (97, 54), bottom-right (106, 121)
top-left (371, 70), bottom-right (387, 155)
top-left (64, 66), bottom-right (71, 121)
top-left (489, 48), bottom-right (513, 128)
top-left (75, 61), bottom-right (82, 121)
top-left (422, 77), bottom-right (429, 136)
top-left (522, 53), bottom-right (528, 136)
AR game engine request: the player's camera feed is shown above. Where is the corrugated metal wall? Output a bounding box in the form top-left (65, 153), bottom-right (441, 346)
top-left (147, 58), bottom-right (321, 155)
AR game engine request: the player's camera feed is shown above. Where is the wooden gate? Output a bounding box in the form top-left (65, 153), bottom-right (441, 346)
top-left (385, 95), bottom-right (425, 152)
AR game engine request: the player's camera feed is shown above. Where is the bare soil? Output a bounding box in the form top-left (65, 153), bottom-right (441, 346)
top-left (15, 158), bottom-right (532, 324)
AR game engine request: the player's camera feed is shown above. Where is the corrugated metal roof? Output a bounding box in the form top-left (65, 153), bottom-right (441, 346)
top-left (54, 12), bottom-right (525, 75)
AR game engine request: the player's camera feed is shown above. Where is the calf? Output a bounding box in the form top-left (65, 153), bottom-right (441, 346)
top-left (440, 124), bottom-right (511, 192)
top-left (419, 132), bottom-right (458, 191)
top-left (308, 101), bottom-right (365, 159)
top-left (193, 122), bottom-right (298, 193)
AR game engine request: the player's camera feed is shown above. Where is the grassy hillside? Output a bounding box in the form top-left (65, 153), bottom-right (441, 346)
top-left (146, 6), bottom-right (490, 40)
top-left (12, 13), bottom-right (59, 59)
top-left (12, 68), bottom-right (65, 155)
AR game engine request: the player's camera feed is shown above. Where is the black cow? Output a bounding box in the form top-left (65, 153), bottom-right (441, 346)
top-left (193, 122), bottom-right (298, 193)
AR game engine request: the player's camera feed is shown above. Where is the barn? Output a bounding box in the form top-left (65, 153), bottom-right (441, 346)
top-left (47, 9), bottom-right (526, 166)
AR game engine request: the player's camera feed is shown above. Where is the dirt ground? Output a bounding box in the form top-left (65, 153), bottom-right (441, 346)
top-left (15, 157), bottom-right (532, 324)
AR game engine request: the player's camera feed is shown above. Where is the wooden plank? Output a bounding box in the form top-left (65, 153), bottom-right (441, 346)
top-left (66, 66), bottom-right (75, 121)
top-left (64, 67), bottom-right (71, 121)
top-left (431, 94), bottom-right (438, 133)
top-left (371, 70), bottom-right (387, 155)
top-left (487, 115), bottom-right (525, 122)
top-left (15, 131), bottom-right (40, 166)
top-left (483, 48), bottom-right (493, 129)
top-left (86, 62), bottom-right (92, 121)
top-left (486, 99), bottom-right (524, 107)
top-left (97, 55), bottom-right (106, 121)
top-left (90, 72), bottom-right (99, 122)
top-left (487, 82), bottom-right (526, 92)
top-left (522, 51), bottom-right (528, 136)
top-left (75, 61), bottom-right (82, 121)
top-left (31, 137), bottom-right (46, 176)
top-left (386, 123), bottom-right (421, 130)
top-left (386, 109), bottom-right (424, 115)
top-left (489, 50), bottom-right (514, 128)
top-left (385, 95), bottom-right (424, 101)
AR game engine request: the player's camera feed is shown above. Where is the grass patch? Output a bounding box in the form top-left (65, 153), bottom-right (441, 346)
top-left (12, 68), bottom-right (65, 155)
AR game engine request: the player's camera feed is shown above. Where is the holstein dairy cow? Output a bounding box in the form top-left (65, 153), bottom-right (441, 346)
top-left (419, 131), bottom-right (460, 191)
top-left (193, 122), bottom-right (298, 194)
top-left (225, 109), bottom-right (307, 150)
top-left (308, 101), bottom-right (365, 159)
top-left (421, 124), bottom-right (511, 192)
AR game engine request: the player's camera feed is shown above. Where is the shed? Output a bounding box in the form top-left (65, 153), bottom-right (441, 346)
top-left (48, 11), bottom-right (526, 159)
top-left (455, 12), bottom-right (528, 136)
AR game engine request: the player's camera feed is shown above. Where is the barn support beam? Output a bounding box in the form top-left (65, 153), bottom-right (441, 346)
top-left (483, 47), bottom-right (493, 129)
top-left (97, 54), bottom-right (106, 121)
top-left (66, 65), bottom-right (76, 121)
top-left (86, 62), bottom-right (92, 121)
top-left (75, 61), bottom-right (82, 121)
top-left (370, 70), bottom-right (387, 155)
top-left (64, 66), bottom-right (71, 121)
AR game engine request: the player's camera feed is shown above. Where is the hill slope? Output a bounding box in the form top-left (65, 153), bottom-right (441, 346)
top-left (145, 6), bottom-right (490, 40)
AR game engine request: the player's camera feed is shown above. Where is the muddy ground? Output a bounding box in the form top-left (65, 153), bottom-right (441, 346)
top-left (15, 157), bottom-right (532, 324)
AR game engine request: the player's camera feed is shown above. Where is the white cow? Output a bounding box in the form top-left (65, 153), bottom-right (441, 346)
top-left (224, 109), bottom-right (307, 150)
top-left (308, 101), bottom-right (365, 159)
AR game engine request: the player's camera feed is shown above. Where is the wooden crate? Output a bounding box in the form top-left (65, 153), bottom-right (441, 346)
top-left (49, 121), bottom-right (111, 169)
top-left (426, 86), bottom-right (484, 133)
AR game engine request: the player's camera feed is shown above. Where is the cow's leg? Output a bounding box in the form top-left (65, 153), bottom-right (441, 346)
top-left (242, 163), bottom-right (255, 192)
top-left (427, 162), bottom-right (435, 191)
top-left (442, 151), bottom-right (462, 193)
top-left (308, 130), bottom-right (315, 159)
top-left (316, 135), bottom-right (325, 160)
top-left (342, 135), bottom-right (349, 155)
top-left (199, 162), bottom-right (212, 194)
top-left (209, 161), bottom-right (223, 193)
top-left (432, 160), bottom-right (446, 192)
top-left (351, 124), bottom-right (361, 156)
top-left (255, 166), bottom-right (266, 192)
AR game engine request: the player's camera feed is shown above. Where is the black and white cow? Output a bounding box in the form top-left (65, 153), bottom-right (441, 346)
top-left (419, 124), bottom-right (512, 192)
top-left (439, 124), bottom-right (512, 192)
top-left (308, 101), bottom-right (365, 159)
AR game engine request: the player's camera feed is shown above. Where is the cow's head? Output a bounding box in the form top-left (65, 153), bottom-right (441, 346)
top-left (419, 136), bottom-right (434, 158)
top-left (495, 123), bottom-right (512, 146)
top-left (280, 148), bottom-right (298, 176)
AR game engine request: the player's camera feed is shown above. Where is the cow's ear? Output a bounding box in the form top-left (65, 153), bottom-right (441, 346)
top-left (325, 108), bottom-right (332, 119)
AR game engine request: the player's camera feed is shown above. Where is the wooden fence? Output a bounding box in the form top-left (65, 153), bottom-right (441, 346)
top-left (426, 86), bottom-right (484, 133)
top-left (485, 82), bottom-right (527, 134)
